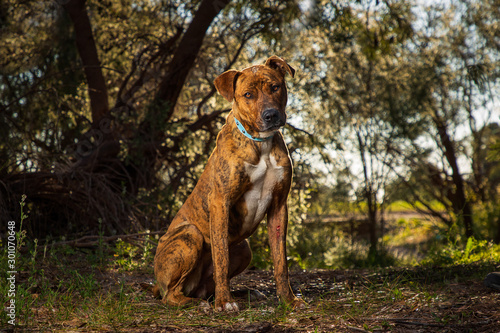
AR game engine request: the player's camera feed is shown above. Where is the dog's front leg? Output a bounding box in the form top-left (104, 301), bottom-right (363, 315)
top-left (267, 201), bottom-right (305, 309)
top-left (209, 190), bottom-right (239, 312)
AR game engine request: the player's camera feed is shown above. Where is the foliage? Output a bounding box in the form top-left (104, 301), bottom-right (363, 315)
top-left (1, 0), bottom-right (500, 273)
top-left (290, 0), bottom-right (500, 245)
top-left (421, 237), bottom-right (500, 267)
top-left (0, 0), bottom-right (303, 236)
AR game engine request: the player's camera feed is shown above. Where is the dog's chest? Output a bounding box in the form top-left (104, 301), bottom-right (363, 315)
top-left (240, 143), bottom-right (284, 234)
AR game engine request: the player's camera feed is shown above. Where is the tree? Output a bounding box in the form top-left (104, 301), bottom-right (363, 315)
top-left (287, 0), bottom-right (418, 255)
top-left (0, 0), bottom-right (301, 237)
top-left (286, 0), bottom-right (499, 247)
top-left (388, 0), bottom-right (500, 240)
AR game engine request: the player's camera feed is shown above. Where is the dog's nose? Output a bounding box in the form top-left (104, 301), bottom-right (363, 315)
top-left (262, 108), bottom-right (281, 125)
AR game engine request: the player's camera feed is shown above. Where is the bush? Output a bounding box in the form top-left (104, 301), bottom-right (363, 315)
top-left (421, 237), bottom-right (500, 266)
top-left (250, 221), bottom-right (399, 270)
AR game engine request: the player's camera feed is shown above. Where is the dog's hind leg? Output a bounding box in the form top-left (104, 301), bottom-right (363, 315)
top-left (154, 224), bottom-right (205, 307)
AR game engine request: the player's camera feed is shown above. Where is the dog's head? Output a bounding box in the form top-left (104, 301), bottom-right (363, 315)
top-left (214, 56), bottom-right (295, 136)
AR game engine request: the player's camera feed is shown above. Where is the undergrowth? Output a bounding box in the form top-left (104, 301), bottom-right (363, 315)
top-left (421, 236), bottom-right (500, 266)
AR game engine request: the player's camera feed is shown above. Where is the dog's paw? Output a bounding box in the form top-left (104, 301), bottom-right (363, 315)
top-left (216, 301), bottom-right (240, 312)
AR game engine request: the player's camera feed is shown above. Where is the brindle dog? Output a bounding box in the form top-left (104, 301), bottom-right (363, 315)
top-left (153, 56), bottom-right (304, 311)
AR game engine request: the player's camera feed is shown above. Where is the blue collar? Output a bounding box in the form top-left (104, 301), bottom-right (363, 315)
top-left (234, 117), bottom-right (274, 142)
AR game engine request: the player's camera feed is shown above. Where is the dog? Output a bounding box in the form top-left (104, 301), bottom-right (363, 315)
top-left (153, 56), bottom-right (304, 311)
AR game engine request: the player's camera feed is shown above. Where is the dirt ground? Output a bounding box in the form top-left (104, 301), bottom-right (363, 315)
top-left (231, 267), bottom-right (500, 333)
top-left (54, 267), bottom-right (500, 331)
top-left (109, 266), bottom-right (500, 332)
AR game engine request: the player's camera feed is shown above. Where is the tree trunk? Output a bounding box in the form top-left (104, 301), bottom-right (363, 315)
top-left (495, 217), bottom-right (500, 244)
top-left (144, 0), bottom-right (231, 137)
top-left (134, 0), bottom-right (231, 187)
top-left (434, 117), bottom-right (474, 239)
top-left (63, 0), bottom-right (119, 168)
top-left (63, 0), bottom-right (109, 125)
top-left (357, 131), bottom-right (378, 253)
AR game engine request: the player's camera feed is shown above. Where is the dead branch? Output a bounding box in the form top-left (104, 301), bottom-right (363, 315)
top-left (347, 326), bottom-right (371, 333)
top-left (359, 317), bottom-right (445, 328)
top-left (49, 231), bottom-right (164, 248)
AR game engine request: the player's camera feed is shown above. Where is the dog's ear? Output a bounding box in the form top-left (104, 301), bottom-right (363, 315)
top-left (265, 56), bottom-right (295, 78)
top-left (214, 70), bottom-right (240, 102)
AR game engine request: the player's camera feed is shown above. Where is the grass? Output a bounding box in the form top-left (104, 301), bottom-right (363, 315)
top-left (386, 200), bottom-right (446, 213)
top-left (1, 238), bottom-right (498, 332)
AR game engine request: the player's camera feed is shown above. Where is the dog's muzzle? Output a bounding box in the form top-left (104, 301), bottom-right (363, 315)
top-left (262, 108), bottom-right (286, 131)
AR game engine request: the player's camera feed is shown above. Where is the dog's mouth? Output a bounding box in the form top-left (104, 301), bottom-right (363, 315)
top-left (261, 120), bottom-right (285, 131)
top-left (266, 123), bottom-right (285, 131)
top-left (257, 122), bottom-right (285, 138)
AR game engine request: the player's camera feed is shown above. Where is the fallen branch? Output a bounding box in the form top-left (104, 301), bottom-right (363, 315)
top-left (359, 314), bottom-right (496, 330)
top-left (347, 326), bottom-right (370, 333)
top-left (49, 231), bottom-right (164, 248)
top-left (359, 317), bottom-right (445, 328)
top-left (393, 319), bottom-right (445, 328)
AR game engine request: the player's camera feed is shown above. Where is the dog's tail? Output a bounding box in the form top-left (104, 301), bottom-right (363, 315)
top-left (152, 283), bottom-right (161, 299)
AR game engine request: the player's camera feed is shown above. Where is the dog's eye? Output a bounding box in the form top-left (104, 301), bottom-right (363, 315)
top-left (271, 84), bottom-right (280, 92)
top-left (244, 92), bottom-right (252, 99)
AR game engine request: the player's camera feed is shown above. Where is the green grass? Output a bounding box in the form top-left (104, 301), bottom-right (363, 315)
top-left (386, 200), bottom-right (446, 213)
